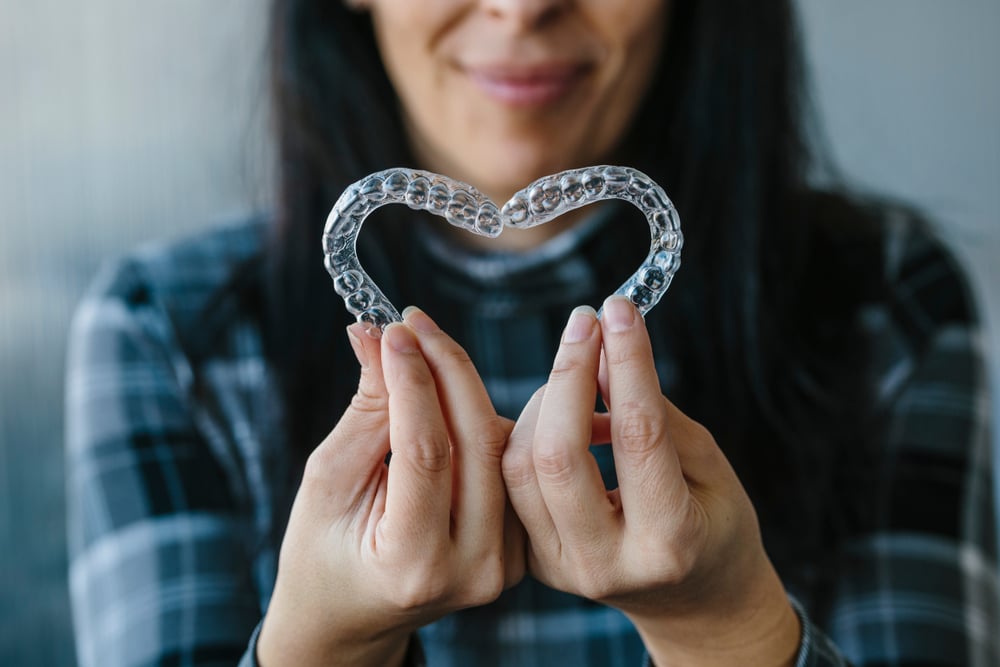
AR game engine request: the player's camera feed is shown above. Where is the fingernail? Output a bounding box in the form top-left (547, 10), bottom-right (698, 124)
top-left (346, 323), bottom-right (369, 369)
top-left (402, 306), bottom-right (439, 334)
top-left (563, 305), bottom-right (597, 343)
top-left (384, 322), bottom-right (418, 353)
top-left (603, 296), bottom-right (636, 333)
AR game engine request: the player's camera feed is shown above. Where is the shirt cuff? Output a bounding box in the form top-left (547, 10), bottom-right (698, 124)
top-left (238, 619), bottom-right (264, 667)
top-left (790, 596), bottom-right (855, 667)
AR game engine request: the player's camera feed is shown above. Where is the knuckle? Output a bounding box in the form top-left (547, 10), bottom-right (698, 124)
top-left (392, 360), bottom-right (436, 392)
top-left (349, 383), bottom-right (386, 415)
top-left (547, 356), bottom-right (589, 386)
top-left (567, 541), bottom-right (621, 600)
top-left (421, 332), bottom-right (481, 376)
top-left (574, 569), bottom-right (616, 602)
top-left (688, 421), bottom-right (717, 455)
top-left (391, 566), bottom-right (451, 610)
top-left (635, 523), bottom-right (703, 585)
top-left (302, 445), bottom-right (333, 485)
top-left (458, 556), bottom-right (505, 607)
top-left (614, 406), bottom-right (667, 458)
top-left (437, 339), bottom-right (474, 368)
top-left (674, 415), bottom-right (721, 464)
top-left (532, 444), bottom-right (576, 484)
top-left (649, 548), bottom-right (696, 586)
top-left (501, 444), bottom-right (535, 489)
top-left (604, 343), bottom-right (645, 368)
top-left (505, 554), bottom-right (527, 589)
top-left (688, 418), bottom-right (711, 441)
top-left (674, 409), bottom-right (711, 443)
top-left (474, 416), bottom-right (510, 463)
top-left (405, 430), bottom-right (451, 473)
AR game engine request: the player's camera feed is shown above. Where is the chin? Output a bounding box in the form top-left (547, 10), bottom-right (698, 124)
top-left (463, 145), bottom-right (582, 200)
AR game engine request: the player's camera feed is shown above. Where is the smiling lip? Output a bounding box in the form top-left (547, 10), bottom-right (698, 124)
top-left (464, 63), bottom-right (589, 108)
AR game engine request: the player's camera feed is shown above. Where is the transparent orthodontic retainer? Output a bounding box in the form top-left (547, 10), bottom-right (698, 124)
top-left (323, 165), bottom-right (682, 335)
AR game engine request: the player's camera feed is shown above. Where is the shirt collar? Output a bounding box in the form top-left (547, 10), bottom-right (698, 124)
top-left (416, 205), bottom-right (614, 285)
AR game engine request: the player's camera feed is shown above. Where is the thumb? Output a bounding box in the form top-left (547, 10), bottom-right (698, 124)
top-left (343, 322), bottom-right (389, 419)
top-left (307, 324), bottom-right (390, 493)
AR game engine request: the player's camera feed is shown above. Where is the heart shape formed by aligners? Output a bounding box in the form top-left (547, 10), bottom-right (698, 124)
top-left (323, 165), bottom-right (683, 334)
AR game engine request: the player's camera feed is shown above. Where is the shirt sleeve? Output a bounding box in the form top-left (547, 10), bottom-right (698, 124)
top-left (794, 226), bottom-right (999, 666)
top-left (66, 259), bottom-right (262, 667)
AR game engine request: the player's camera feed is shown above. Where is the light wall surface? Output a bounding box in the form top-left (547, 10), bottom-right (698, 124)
top-left (1, 1), bottom-right (997, 664)
top-left (797, 0), bottom-right (1000, 519)
top-left (0, 2), bottom-right (271, 664)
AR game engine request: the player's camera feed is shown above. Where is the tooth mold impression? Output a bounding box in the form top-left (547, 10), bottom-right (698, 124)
top-left (323, 166), bottom-right (683, 334)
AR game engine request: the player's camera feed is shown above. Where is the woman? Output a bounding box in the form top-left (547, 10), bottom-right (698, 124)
top-left (66, 0), bottom-right (998, 665)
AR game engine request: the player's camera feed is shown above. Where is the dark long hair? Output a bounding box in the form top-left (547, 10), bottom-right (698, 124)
top-left (265, 0), bottom-right (885, 594)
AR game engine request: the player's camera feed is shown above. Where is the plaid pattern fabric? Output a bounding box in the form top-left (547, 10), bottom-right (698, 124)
top-left (65, 215), bottom-right (998, 667)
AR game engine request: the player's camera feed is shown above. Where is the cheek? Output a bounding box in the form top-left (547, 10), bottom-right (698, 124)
top-left (621, 9), bottom-right (667, 94)
top-left (622, 18), bottom-right (666, 103)
top-left (611, 2), bottom-right (667, 71)
top-left (370, 6), bottom-right (425, 75)
top-left (582, 4), bottom-right (667, 151)
top-left (590, 0), bottom-right (668, 72)
top-left (369, 5), bottom-right (458, 130)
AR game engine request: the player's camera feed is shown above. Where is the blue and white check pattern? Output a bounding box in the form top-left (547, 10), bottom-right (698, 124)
top-left (66, 215), bottom-right (998, 666)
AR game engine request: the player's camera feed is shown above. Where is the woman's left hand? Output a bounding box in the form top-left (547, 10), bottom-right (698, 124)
top-left (502, 297), bottom-right (800, 666)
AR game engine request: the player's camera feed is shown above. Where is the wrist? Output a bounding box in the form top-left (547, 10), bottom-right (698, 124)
top-left (627, 555), bottom-right (800, 667)
top-left (257, 605), bottom-right (412, 667)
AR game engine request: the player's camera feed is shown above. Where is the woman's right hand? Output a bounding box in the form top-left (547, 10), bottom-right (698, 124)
top-left (257, 308), bottom-right (525, 667)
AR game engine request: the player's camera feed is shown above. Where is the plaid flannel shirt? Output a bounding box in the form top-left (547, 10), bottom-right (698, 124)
top-left (66, 213), bottom-right (998, 666)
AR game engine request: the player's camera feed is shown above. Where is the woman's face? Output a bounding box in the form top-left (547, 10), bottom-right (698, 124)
top-left (366, 0), bottom-right (669, 204)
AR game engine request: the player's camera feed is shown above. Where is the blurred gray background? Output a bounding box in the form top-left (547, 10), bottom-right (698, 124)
top-left (1, 1), bottom-right (998, 664)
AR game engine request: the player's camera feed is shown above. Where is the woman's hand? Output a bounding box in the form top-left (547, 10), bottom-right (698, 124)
top-left (258, 308), bottom-right (525, 667)
top-left (502, 297), bottom-right (800, 666)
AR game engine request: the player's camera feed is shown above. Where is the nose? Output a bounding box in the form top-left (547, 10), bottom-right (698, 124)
top-left (479, 0), bottom-right (569, 30)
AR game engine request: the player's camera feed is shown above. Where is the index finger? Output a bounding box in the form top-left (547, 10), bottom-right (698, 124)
top-left (378, 322), bottom-right (452, 547)
top-left (532, 306), bottom-right (619, 550)
top-left (402, 307), bottom-right (508, 552)
top-left (600, 297), bottom-right (689, 532)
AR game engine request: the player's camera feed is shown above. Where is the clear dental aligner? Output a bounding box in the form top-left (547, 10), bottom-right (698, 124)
top-left (323, 166), bottom-right (683, 335)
